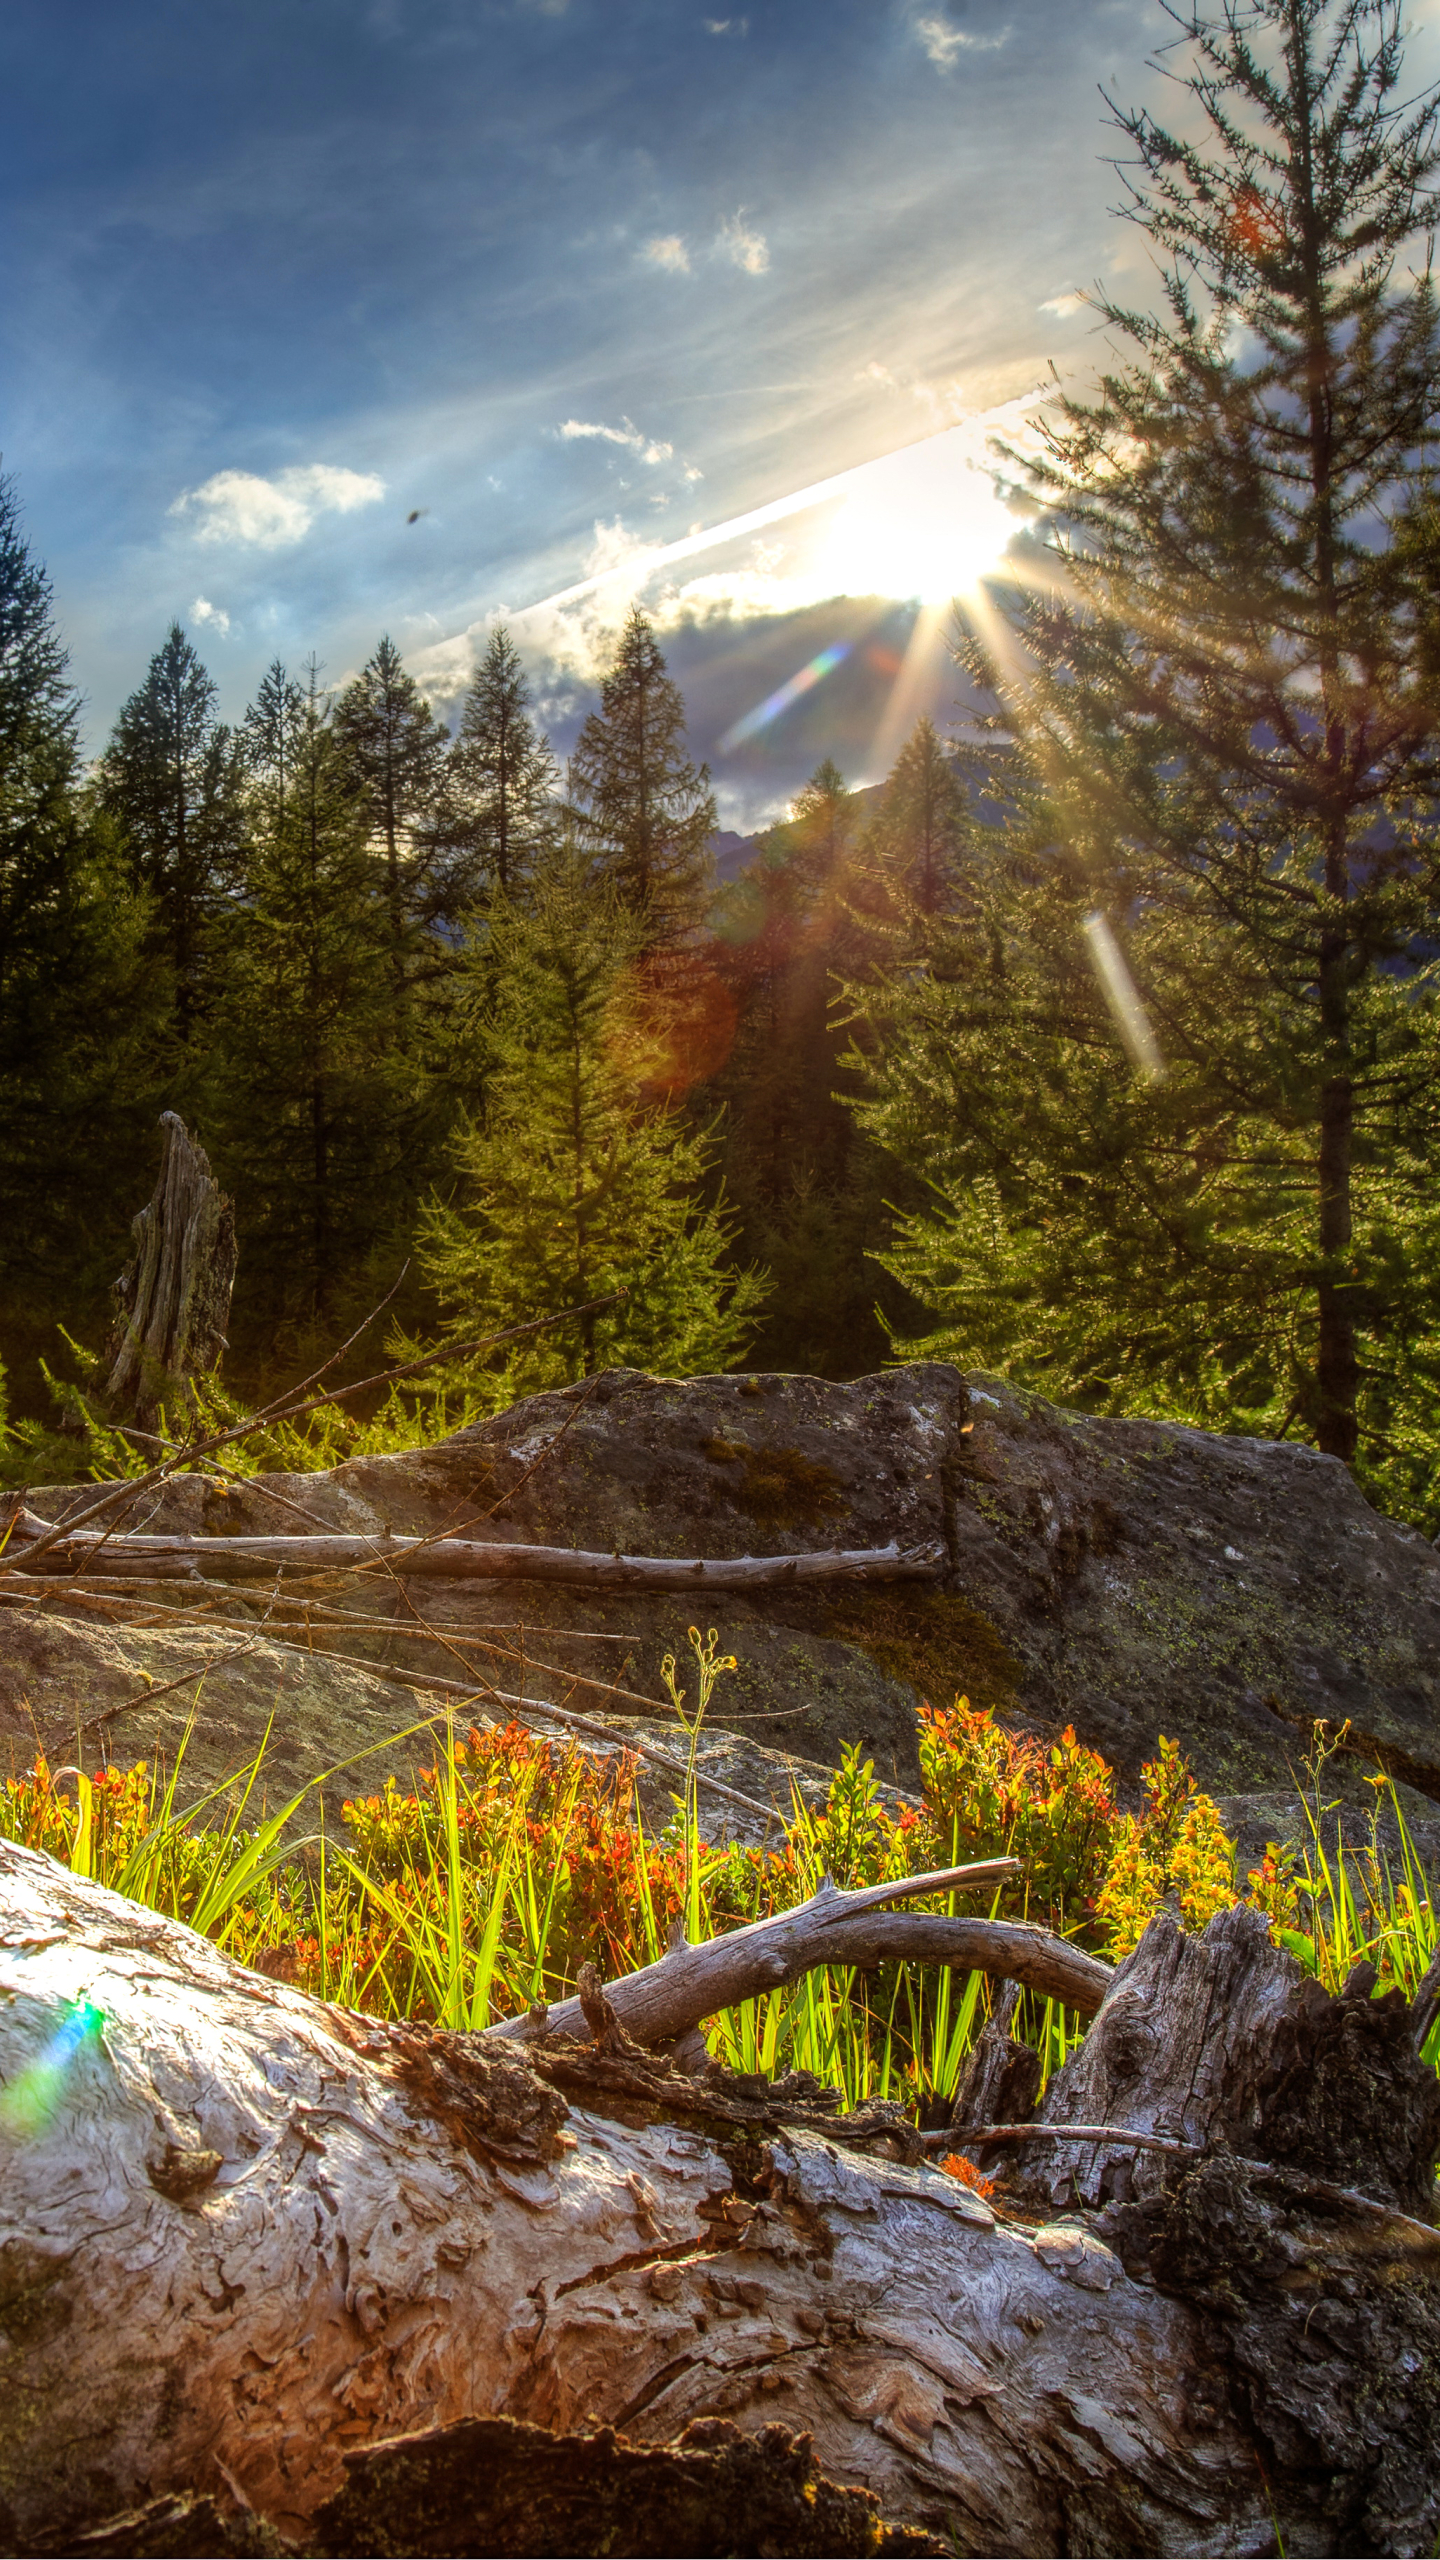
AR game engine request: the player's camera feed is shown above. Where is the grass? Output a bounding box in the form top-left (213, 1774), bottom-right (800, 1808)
top-left (4, 1637), bottom-right (1436, 2107)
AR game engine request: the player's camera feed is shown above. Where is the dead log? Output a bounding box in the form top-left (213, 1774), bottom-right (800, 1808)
top-left (2, 1508), bottom-right (943, 1589)
top-left (6, 1842), bottom-right (1438, 2555)
top-left (103, 1114), bottom-right (237, 1433)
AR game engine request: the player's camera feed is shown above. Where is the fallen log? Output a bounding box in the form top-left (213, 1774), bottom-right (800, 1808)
top-left (2, 1508), bottom-right (945, 1589)
top-left (5, 1841), bottom-right (1438, 2554)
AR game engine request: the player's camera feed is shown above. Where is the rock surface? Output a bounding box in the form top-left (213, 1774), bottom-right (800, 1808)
top-left (7, 1364), bottom-right (1440, 1853)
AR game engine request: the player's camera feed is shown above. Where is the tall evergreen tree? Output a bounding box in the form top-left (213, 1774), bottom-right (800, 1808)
top-left (419, 846), bottom-right (767, 1406)
top-left (98, 623), bottom-right (245, 1034)
top-left (862, 718), bottom-right (971, 919)
top-left (855, 0), bottom-right (1440, 1516)
top-left (568, 606), bottom-right (716, 940)
top-left (215, 662), bottom-right (405, 1363)
top-left (441, 625), bottom-right (556, 907)
top-left (706, 760), bottom-right (901, 1375)
top-left (242, 660), bottom-right (306, 833)
top-left (333, 634), bottom-right (449, 967)
top-left (0, 475), bottom-right (162, 1409)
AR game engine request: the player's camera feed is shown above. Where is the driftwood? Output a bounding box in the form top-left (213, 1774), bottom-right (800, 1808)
top-left (2, 1508), bottom-right (943, 1590)
top-left (4, 1843), bottom-right (1438, 2555)
top-left (103, 1114), bottom-right (236, 1433)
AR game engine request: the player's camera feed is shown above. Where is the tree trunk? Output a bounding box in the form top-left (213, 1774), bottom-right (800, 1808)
top-left (3, 1845), bottom-right (1437, 2556)
top-left (103, 1113), bottom-right (237, 1434)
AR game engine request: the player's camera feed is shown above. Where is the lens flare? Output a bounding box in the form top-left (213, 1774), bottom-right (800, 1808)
top-left (0, 1997), bottom-right (106, 2141)
top-left (717, 641), bottom-right (851, 752)
top-left (1083, 912), bottom-right (1164, 1081)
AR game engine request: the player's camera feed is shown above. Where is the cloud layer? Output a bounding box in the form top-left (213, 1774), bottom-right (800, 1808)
top-left (169, 463), bottom-right (385, 549)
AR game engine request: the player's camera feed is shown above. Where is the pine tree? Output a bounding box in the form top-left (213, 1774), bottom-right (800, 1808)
top-left (862, 718), bottom-right (971, 919)
top-left (333, 634), bottom-right (449, 968)
top-left (0, 475), bottom-right (162, 1411)
top-left (419, 846), bottom-right (767, 1405)
top-left (98, 623), bottom-right (246, 1034)
top-left (242, 660), bottom-right (306, 834)
top-left (441, 625), bottom-right (556, 907)
top-left (855, 0), bottom-right (1440, 1515)
top-left (706, 761), bottom-right (901, 1375)
top-left (215, 662), bottom-right (406, 1364)
top-left (568, 607), bottom-right (716, 940)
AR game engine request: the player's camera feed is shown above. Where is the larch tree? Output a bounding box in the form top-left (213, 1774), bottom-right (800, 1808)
top-left (442, 624), bottom-right (557, 908)
top-left (568, 606), bottom-right (716, 941)
top-left (419, 845), bottom-right (767, 1408)
top-left (98, 622), bottom-right (246, 1036)
top-left (854, 0), bottom-right (1440, 1521)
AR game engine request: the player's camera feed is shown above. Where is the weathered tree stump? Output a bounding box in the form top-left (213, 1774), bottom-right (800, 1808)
top-left (104, 1112), bottom-right (236, 1434)
top-left (2, 1846), bottom-right (1437, 2556)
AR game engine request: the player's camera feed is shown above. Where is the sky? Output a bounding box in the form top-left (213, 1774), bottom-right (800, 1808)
top-left (0, 0), bottom-right (1314, 825)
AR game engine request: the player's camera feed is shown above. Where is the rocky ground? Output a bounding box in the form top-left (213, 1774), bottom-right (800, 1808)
top-left (6, 1362), bottom-right (1440, 1862)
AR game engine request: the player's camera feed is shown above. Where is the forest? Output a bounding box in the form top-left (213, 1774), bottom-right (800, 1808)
top-left (5, 4), bottom-right (1440, 2554)
top-left (8, 5), bottom-right (1440, 1538)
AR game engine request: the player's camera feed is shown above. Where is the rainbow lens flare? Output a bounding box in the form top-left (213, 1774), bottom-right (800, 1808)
top-left (717, 641), bottom-right (851, 752)
top-left (0, 1997), bottom-right (106, 2141)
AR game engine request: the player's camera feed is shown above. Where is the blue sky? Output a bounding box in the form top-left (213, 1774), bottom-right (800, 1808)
top-left (4, 0), bottom-right (1229, 820)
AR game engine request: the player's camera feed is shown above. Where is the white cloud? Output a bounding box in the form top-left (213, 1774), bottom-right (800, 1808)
top-left (704, 15), bottom-right (748, 29)
top-left (717, 212), bottom-right (769, 275)
top-left (169, 463), bottom-right (385, 549)
top-left (859, 358), bottom-right (969, 424)
top-left (1040, 291), bottom-right (1086, 319)
top-left (190, 596), bottom-right (231, 635)
top-left (643, 234), bottom-right (691, 273)
top-left (558, 417), bottom-right (674, 465)
top-left (914, 13), bottom-right (1009, 68)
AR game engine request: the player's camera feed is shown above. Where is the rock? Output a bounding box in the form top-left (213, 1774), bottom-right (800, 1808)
top-left (9, 1365), bottom-right (1440, 1855)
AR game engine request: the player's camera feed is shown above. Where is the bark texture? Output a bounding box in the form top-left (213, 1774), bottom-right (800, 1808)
top-left (4, 1843), bottom-right (1438, 2556)
top-left (103, 1113), bottom-right (236, 1432)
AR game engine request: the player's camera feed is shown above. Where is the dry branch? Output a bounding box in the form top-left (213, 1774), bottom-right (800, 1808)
top-left (4, 1509), bottom-right (946, 1589)
top-left (489, 1865), bottom-right (1112, 2044)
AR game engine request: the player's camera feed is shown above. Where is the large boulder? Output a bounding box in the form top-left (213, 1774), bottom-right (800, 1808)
top-left (8, 1364), bottom-right (1440, 1856)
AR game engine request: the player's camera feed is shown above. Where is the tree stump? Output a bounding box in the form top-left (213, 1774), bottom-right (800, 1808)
top-left (104, 1113), bottom-right (236, 1434)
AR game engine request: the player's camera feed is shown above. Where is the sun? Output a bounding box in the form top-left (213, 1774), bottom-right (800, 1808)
top-left (804, 425), bottom-right (1018, 605)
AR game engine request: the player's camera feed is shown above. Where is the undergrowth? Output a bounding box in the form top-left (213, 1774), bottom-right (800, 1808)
top-left (5, 1634), bottom-right (1436, 2110)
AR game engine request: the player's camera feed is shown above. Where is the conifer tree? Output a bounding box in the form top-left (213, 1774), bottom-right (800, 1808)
top-left (568, 606), bottom-right (716, 939)
top-left (333, 635), bottom-right (449, 967)
top-left (855, 0), bottom-right (1440, 1516)
top-left (862, 718), bottom-right (971, 918)
top-left (215, 662), bottom-right (404, 1360)
top-left (419, 846), bottom-right (767, 1405)
top-left (442, 625), bottom-right (556, 907)
top-left (98, 623), bottom-right (246, 1034)
top-left (0, 475), bottom-right (161, 1407)
top-left (706, 761), bottom-right (898, 1375)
